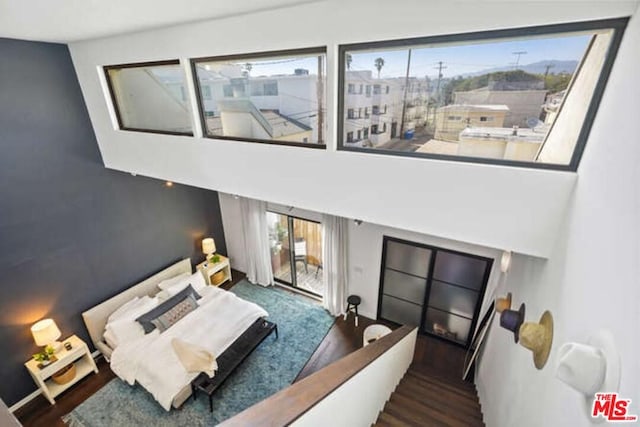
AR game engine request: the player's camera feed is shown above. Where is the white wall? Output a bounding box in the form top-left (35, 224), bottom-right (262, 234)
top-left (348, 220), bottom-right (503, 319)
top-left (219, 193), bottom-right (503, 319)
top-left (65, 0), bottom-right (640, 258)
top-left (477, 5), bottom-right (640, 426)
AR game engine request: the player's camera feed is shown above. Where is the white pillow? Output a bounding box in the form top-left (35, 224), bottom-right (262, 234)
top-left (103, 328), bottom-right (118, 349)
top-left (104, 297), bottom-right (160, 347)
top-left (107, 296), bottom-right (142, 323)
top-left (157, 272), bottom-right (190, 291)
top-left (163, 272), bottom-right (208, 296)
top-left (106, 318), bottom-right (146, 347)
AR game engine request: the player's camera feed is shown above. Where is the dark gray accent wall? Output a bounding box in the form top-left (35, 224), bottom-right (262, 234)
top-left (0, 38), bottom-right (227, 406)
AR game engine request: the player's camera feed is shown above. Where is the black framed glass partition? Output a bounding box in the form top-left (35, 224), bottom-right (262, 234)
top-left (192, 48), bottom-right (327, 148)
top-left (338, 19), bottom-right (627, 171)
top-left (378, 236), bottom-right (493, 348)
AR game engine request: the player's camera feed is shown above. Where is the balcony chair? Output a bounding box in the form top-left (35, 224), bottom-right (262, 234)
top-left (294, 238), bottom-right (308, 273)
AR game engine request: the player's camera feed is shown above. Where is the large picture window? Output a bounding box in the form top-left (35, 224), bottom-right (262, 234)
top-left (104, 60), bottom-right (193, 135)
top-left (192, 48), bottom-right (327, 148)
top-left (338, 19), bottom-right (627, 170)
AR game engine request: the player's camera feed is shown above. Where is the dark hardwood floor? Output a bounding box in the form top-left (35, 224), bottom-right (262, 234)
top-left (15, 269), bottom-right (468, 426)
top-left (14, 357), bottom-right (115, 427)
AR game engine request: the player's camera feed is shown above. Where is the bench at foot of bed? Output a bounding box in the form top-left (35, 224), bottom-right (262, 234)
top-left (191, 318), bottom-right (278, 412)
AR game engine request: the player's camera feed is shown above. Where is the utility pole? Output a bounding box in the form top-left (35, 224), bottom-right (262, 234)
top-left (543, 63), bottom-right (555, 90)
top-left (432, 61), bottom-right (447, 127)
top-left (544, 63), bottom-right (555, 78)
top-left (434, 61), bottom-right (447, 106)
top-left (512, 51), bottom-right (527, 70)
top-left (317, 55), bottom-right (323, 144)
top-left (399, 48), bottom-right (413, 138)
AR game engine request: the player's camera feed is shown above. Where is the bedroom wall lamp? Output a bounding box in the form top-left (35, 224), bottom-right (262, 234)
top-left (500, 250), bottom-right (512, 273)
top-left (31, 318), bottom-right (63, 353)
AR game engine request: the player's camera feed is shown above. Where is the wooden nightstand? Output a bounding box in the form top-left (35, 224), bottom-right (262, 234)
top-left (197, 255), bottom-right (232, 287)
top-left (24, 335), bottom-right (98, 405)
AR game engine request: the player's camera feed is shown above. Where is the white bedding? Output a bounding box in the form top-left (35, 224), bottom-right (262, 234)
top-left (109, 287), bottom-right (268, 410)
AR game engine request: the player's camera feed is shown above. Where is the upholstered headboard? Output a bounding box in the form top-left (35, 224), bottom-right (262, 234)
top-left (82, 258), bottom-right (192, 359)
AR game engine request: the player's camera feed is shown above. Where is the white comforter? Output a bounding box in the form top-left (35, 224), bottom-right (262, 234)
top-left (110, 287), bottom-right (268, 410)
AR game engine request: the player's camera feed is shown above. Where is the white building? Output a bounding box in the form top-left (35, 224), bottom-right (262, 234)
top-left (343, 71), bottom-right (429, 147)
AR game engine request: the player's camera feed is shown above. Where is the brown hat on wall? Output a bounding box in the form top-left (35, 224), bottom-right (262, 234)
top-left (519, 310), bottom-right (554, 370)
top-left (495, 293), bottom-right (512, 313)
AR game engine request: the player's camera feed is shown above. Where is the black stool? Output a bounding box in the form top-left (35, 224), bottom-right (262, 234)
top-left (344, 295), bottom-right (361, 327)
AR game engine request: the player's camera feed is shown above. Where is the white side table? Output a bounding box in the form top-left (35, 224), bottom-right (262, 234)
top-left (24, 335), bottom-right (99, 405)
top-left (197, 255), bottom-right (232, 287)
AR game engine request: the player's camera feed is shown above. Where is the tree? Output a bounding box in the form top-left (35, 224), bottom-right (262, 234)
top-left (346, 54), bottom-right (353, 70)
top-left (374, 57), bottom-right (385, 78)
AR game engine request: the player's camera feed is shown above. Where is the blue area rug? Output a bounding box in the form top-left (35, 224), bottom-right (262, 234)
top-left (63, 280), bottom-right (334, 426)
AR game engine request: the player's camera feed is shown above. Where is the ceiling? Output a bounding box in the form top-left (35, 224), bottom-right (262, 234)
top-left (0, 0), bottom-right (317, 43)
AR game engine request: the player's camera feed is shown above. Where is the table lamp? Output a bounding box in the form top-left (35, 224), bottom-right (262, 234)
top-left (202, 237), bottom-right (216, 262)
top-left (31, 318), bottom-right (63, 353)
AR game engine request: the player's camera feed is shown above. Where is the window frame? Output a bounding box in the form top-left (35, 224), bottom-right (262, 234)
top-left (190, 46), bottom-right (327, 150)
top-left (103, 59), bottom-right (194, 136)
top-left (337, 18), bottom-right (628, 171)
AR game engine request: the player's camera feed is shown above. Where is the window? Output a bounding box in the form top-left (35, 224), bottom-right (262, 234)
top-left (104, 60), bottom-right (193, 135)
top-left (371, 124), bottom-right (378, 134)
top-left (372, 105), bottom-right (380, 115)
top-left (347, 108), bottom-right (355, 119)
top-left (348, 83), bottom-right (356, 94)
top-left (338, 19), bottom-right (627, 170)
top-left (264, 81), bottom-right (278, 96)
top-left (202, 85), bottom-right (212, 100)
top-left (267, 212), bottom-right (324, 297)
top-left (364, 127), bottom-right (369, 139)
top-left (347, 131), bottom-right (354, 142)
top-left (365, 107), bottom-right (370, 118)
top-left (359, 84), bottom-right (363, 94)
top-left (358, 107), bottom-right (363, 118)
top-left (373, 84), bottom-right (381, 95)
top-left (192, 47), bottom-right (327, 147)
top-left (357, 130), bottom-right (362, 140)
top-left (365, 85), bottom-right (371, 96)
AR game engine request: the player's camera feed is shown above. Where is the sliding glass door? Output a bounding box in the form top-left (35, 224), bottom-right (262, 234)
top-left (267, 212), bottom-right (323, 297)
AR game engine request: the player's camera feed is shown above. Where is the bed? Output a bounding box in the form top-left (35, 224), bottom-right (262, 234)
top-left (82, 258), bottom-right (270, 410)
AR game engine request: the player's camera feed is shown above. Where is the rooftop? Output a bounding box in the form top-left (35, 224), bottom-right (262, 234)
top-left (437, 104), bottom-right (510, 112)
top-left (460, 126), bottom-right (547, 143)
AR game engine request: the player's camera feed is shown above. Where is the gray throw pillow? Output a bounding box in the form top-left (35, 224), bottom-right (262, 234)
top-left (136, 284), bottom-right (201, 334)
top-left (150, 295), bottom-right (199, 332)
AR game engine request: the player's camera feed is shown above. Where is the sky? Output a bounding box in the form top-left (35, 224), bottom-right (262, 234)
top-left (349, 33), bottom-right (593, 79)
top-left (177, 31), bottom-right (598, 84)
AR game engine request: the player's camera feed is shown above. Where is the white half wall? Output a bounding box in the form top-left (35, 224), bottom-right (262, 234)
top-left (292, 328), bottom-right (417, 427)
top-left (476, 5), bottom-right (640, 426)
top-left (64, 0), bottom-right (640, 258)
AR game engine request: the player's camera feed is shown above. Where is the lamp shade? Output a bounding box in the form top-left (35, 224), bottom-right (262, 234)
top-left (202, 238), bottom-right (216, 255)
top-left (31, 319), bottom-right (61, 346)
